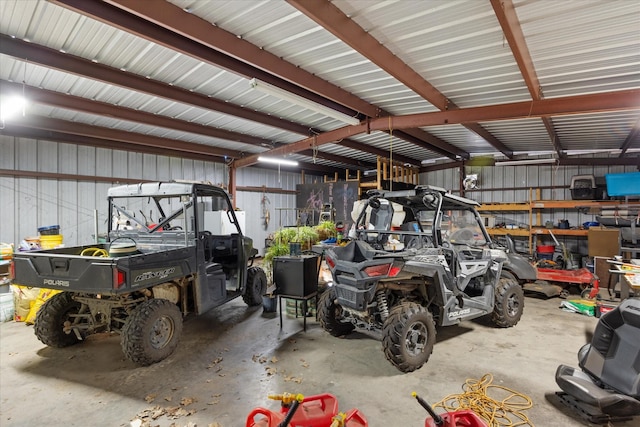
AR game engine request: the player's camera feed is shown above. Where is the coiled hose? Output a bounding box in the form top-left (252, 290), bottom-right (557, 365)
top-left (80, 247), bottom-right (109, 257)
top-left (434, 374), bottom-right (534, 427)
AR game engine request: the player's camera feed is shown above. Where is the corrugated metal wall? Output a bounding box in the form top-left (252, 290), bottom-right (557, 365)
top-left (421, 160), bottom-right (638, 255)
top-left (0, 135), bottom-right (300, 255)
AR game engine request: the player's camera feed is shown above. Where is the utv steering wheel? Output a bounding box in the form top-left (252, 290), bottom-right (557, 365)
top-left (449, 228), bottom-right (474, 245)
top-left (405, 236), bottom-right (434, 250)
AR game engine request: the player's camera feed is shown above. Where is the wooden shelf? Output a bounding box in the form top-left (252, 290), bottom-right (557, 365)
top-left (477, 189), bottom-right (640, 254)
top-left (530, 228), bottom-right (588, 237)
top-left (479, 203), bottom-right (529, 212)
top-left (486, 228), bottom-right (529, 237)
top-left (532, 200), bottom-right (640, 209)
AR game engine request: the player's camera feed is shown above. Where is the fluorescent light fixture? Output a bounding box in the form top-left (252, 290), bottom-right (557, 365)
top-left (258, 156), bottom-right (299, 167)
top-left (0, 95), bottom-right (26, 121)
top-left (495, 158), bottom-right (557, 166)
top-left (250, 78), bottom-right (360, 126)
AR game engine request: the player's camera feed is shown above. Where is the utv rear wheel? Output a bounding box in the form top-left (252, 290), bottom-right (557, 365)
top-left (318, 288), bottom-right (355, 337)
top-left (34, 292), bottom-right (84, 348)
top-left (243, 267), bottom-right (267, 306)
top-left (492, 277), bottom-right (524, 327)
top-left (382, 302), bottom-right (436, 373)
top-left (121, 299), bottom-right (182, 366)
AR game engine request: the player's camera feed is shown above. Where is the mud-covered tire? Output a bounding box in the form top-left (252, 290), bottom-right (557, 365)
top-left (121, 299), bottom-right (182, 366)
top-left (243, 266), bottom-right (267, 306)
top-left (317, 288), bottom-right (355, 337)
top-left (492, 277), bottom-right (524, 327)
top-left (382, 302), bottom-right (436, 373)
top-left (34, 292), bottom-right (84, 348)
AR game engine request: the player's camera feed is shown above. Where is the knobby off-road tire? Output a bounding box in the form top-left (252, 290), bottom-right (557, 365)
top-left (492, 277), bottom-right (525, 328)
top-left (317, 287), bottom-right (355, 337)
top-left (34, 292), bottom-right (84, 348)
top-left (121, 299), bottom-right (183, 366)
top-left (243, 266), bottom-right (267, 306)
top-left (382, 302), bottom-right (436, 373)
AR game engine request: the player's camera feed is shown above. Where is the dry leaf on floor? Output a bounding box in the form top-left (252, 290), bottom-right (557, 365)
top-left (164, 396), bottom-right (172, 402)
top-left (144, 394), bottom-right (157, 403)
top-left (265, 366), bottom-right (277, 376)
top-left (284, 375), bottom-right (302, 383)
top-left (180, 397), bottom-right (196, 406)
top-left (209, 423), bottom-right (223, 427)
top-left (301, 361), bottom-right (309, 368)
top-left (213, 393), bottom-right (221, 398)
top-left (208, 359), bottom-right (223, 369)
top-left (252, 354), bottom-right (268, 364)
top-left (166, 406), bottom-right (193, 419)
top-left (270, 356), bottom-right (278, 363)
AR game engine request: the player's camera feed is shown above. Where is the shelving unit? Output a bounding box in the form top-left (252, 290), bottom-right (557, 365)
top-left (478, 189), bottom-right (640, 254)
top-left (324, 156), bottom-right (418, 195)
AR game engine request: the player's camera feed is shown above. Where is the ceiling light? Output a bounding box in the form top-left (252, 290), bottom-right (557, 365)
top-left (250, 78), bottom-right (360, 126)
top-left (495, 158), bottom-right (557, 166)
top-left (0, 95), bottom-right (26, 122)
top-left (258, 156), bottom-right (299, 167)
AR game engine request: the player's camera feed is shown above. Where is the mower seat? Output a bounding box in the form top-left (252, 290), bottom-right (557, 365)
top-left (555, 298), bottom-right (640, 421)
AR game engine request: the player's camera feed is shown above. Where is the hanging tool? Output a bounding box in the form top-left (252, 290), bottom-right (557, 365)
top-left (261, 187), bottom-right (271, 230)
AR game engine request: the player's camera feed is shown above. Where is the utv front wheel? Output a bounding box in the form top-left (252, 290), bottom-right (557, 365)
top-left (243, 266), bottom-right (267, 306)
top-left (317, 288), bottom-right (354, 337)
top-left (382, 302), bottom-right (436, 373)
top-left (34, 292), bottom-right (85, 348)
top-left (121, 299), bottom-right (183, 366)
top-left (492, 277), bottom-right (524, 327)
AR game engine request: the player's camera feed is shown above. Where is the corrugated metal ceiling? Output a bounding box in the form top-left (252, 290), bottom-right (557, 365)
top-left (0, 0), bottom-right (638, 175)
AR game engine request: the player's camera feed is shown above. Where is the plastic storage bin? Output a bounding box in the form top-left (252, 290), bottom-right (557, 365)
top-left (606, 172), bottom-right (640, 197)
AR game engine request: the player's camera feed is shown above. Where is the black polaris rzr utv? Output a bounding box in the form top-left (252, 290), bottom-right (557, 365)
top-left (318, 185), bottom-right (526, 373)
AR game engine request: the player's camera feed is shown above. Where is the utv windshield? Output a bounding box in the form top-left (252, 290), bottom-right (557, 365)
top-left (437, 208), bottom-right (488, 247)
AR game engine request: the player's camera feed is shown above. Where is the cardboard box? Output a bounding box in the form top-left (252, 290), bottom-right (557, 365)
top-left (588, 227), bottom-right (620, 257)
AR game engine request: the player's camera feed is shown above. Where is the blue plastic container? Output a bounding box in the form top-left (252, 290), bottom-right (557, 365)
top-left (605, 172), bottom-right (640, 197)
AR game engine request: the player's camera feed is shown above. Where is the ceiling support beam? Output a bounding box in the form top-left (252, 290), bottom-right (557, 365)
top-left (288, 0), bottom-right (512, 158)
top-left (0, 80), bottom-right (368, 169)
top-left (0, 126), bottom-right (221, 162)
top-left (0, 126), bottom-right (340, 175)
top-left (0, 80), bottom-right (272, 149)
top-left (491, 0), bottom-right (563, 158)
top-left (0, 34), bottom-right (309, 135)
top-left (61, 0), bottom-right (464, 161)
top-left (234, 89), bottom-right (640, 168)
top-left (9, 116), bottom-right (244, 159)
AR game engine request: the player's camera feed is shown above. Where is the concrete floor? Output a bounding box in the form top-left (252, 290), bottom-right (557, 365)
top-left (0, 294), bottom-right (636, 427)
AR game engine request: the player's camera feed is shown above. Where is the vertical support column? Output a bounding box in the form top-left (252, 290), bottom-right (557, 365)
top-left (229, 162), bottom-right (237, 209)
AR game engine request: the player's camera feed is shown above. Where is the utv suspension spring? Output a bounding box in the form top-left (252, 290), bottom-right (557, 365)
top-left (377, 291), bottom-right (390, 320)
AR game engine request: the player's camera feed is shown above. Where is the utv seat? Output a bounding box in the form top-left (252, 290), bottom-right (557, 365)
top-left (555, 297), bottom-right (640, 423)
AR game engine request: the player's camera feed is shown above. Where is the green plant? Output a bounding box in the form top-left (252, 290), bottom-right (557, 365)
top-left (315, 221), bottom-right (336, 241)
top-left (273, 228), bottom-right (297, 245)
top-left (263, 242), bottom-right (290, 282)
top-left (293, 226), bottom-right (318, 242)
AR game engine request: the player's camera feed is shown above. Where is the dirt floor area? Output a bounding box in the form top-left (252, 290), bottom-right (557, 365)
top-left (0, 293), bottom-right (636, 427)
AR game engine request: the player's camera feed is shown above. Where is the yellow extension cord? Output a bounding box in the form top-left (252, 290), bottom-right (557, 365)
top-left (434, 374), bottom-right (535, 427)
top-left (80, 247), bottom-right (109, 257)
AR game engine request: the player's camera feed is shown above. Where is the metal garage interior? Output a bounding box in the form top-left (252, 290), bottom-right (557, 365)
top-left (0, 1), bottom-right (639, 426)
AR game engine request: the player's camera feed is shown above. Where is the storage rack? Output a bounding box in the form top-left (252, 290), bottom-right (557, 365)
top-left (478, 188), bottom-right (640, 255)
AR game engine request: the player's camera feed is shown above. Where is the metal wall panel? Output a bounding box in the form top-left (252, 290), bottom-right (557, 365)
top-left (421, 160), bottom-right (639, 254)
top-left (0, 137), bottom-right (300, 250)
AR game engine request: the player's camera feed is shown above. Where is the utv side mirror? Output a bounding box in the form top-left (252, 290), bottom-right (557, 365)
top-left (368, 197), bottom-right (381, 209)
